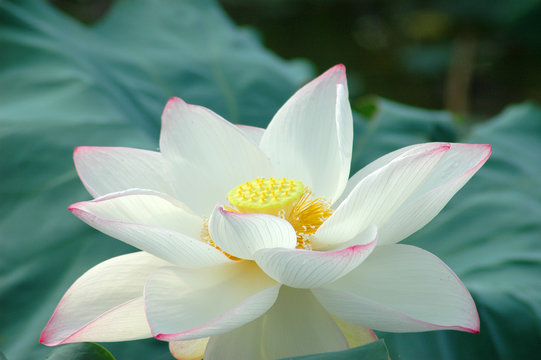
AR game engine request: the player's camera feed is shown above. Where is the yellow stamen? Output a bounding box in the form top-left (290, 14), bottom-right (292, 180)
top-left (285, 187), bottom-right (332, 250)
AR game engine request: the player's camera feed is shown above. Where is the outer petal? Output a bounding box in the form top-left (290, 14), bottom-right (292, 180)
top-left (260, 65), bottom-right (353, 203)
top-left (378, 143), bottom-right (491, 244)
top-left (208, 206), bottom-right (297, 260)
top-left (40, 252), bottom-right (169, 345)
top-left (159, 97), bottom-right (273, 215)
top-left (69, 190), bottom-right (231, 268)
top-left (170, 338), bottom-right (209, 360)
top-left (254, 226), bottom-right (377, 288)
top-left (74, 146), bottom-right (175, 198)
top-left (145, 262), bottom-right (280, 341)
top-left (312, 244), bottom-right (479, 333)
top-left (314, 143), bottom-right (450, 247)
top-left (204, 287), bottom-right (350, 360)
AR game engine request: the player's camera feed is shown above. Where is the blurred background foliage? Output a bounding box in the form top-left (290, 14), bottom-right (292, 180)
top-left (1, 1), bottom-right (540, 360)
top-left (51, 0), bottom-right (541, 119)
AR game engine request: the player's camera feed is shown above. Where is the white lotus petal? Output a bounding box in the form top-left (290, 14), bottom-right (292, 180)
top-left (40, 252), bottom-right (169, 345)
top-left (74, 146), bottom-right (174, 198)
top-left (169, 338), bottom-right (209, 360)
top-left (378, 143), bottom-right (492, 244)
top-left (69, 190), bottom-right (231, 268)
top-left (260, 65), bottom-right (353, 203)
top-left (145, 262), bottom-right (280, 341)
top-left (71, 189), bottom-right (202, 237)
top-left (337, 143), bottom-right (440, 205)
top-left (208, 206), bottom-right (297, 260)
top-left (314, 143), bottom-right (450, 247)
top-left (254, 226), bottom-right (377, 288)
top-left (159, 97), bottom-right (273, 215)
top-left (236, 125), bottom-right (264, 145)
top-left (313, 244), bottom-right (479, 333)
top-left (204, 287), bottom-right (349, 360)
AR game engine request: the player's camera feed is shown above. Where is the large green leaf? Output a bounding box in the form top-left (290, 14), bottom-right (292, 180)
top-left (0, 1), bottom-right (310, 359)
top-left (360, 99), bottom-right (541, 359)
top-left (0, 0), bottom-right (310, 131)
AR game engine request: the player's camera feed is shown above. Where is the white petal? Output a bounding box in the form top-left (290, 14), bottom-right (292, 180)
top-left (145, 262), bottom-right (280, 341)
top-left (169, 338), bottom-right (209, 360)
top-left (40, 252), bottom-right (169, 345)
top-left (70, 190), bottom-right (231, 268)
top-left (313, 244), bottom-right (479, 333)
top-left (74, 146), bottom-right (174, 198)
top-left (208, 206), bottom-right (297, 260)
top-left (260, 65), bottom-right (353, 203)
top-left (254, 226), bottom-right (377, 288)
top-left (378, 143), bottom-right (492, 244)
top-left (236, 125), bottom-right (264, 145)
top-left (204, 287), bottom-right (349, 360)
top-left (73, 189), bottom-right (202, 237)
top-left (315, 143), bottom-right (450, 247)
top-left (337, 143), bottom-right (442, 205)
top-left (159, 97), bottom-right (273, 215)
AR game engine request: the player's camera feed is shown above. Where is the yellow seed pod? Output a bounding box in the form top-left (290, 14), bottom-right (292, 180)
top-left (228, 177), bottom-right (304, 215)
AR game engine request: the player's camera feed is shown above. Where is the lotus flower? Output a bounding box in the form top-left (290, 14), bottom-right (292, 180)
top-left (40, 65), bottom-right (490, 360)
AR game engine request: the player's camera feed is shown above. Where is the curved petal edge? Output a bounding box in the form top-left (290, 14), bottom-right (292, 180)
top-left (254, 227), bottom-right (377, 288)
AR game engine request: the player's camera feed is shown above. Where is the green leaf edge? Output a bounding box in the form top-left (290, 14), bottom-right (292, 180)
top-left (45, 342), bottom-right (116, 360)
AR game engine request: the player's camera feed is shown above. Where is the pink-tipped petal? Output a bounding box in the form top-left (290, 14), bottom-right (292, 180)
top-left (254, 226), bottom-right (377, 288)
top-left (71, 189), bottom-right (202, 237)
top-left (69, 190), bottom-right (231, 268)
top-left (204, 287), bottom-right (350, 359)
top-left (74, 146), bottom-right (174, 198)
top-left (337, 143), bottom-right (442, 204)
top-left (159, 97), bottom-right (273, 215)
top-left (169, 338), bottom-right (209, 360)
top-left (260, 65), bottom-right (353, 203)
top-left (378, 143), bottom-right (492, 244)
top-left (208, 206), bottom-right (297, 260)
top-left (145, 262), bottom-right (280, 341)
top-left (40, 252), bottom-right (169, 345)
top-left (313, 244), bottom-right (479, 333)
top-left (315, 143), bottom-right (450, 248)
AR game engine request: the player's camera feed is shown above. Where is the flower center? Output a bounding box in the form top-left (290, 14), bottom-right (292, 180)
top-left (202, 177), bottom-right (333, 257)
top-left (228, 177), bottom-right (304, 216)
